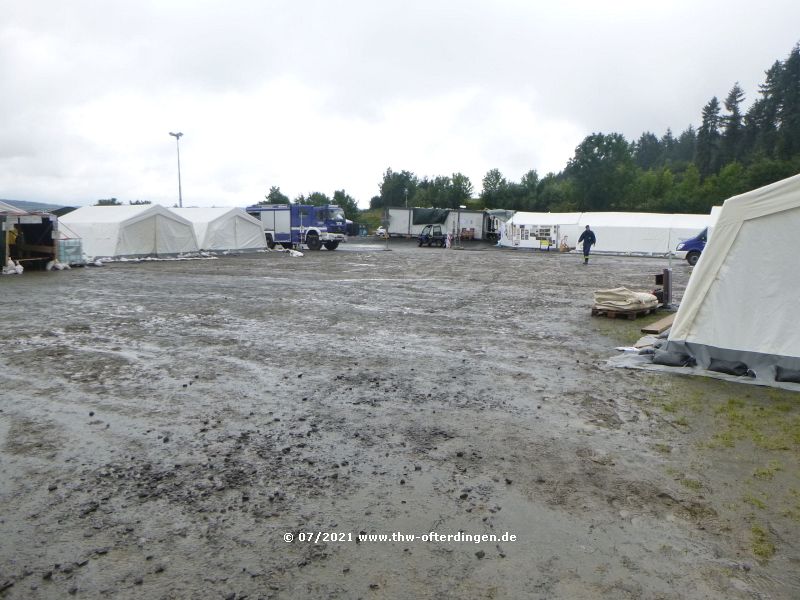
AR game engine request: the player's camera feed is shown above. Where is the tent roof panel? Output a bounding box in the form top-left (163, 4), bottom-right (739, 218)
top-left (171, 207), bottom-right (241, 222)
top-left (0, 200), bottom-right (26, 214)
top-left (512, 212), bottom-right (582, 225)
top-left (60, 204), bottom-right (159, 224)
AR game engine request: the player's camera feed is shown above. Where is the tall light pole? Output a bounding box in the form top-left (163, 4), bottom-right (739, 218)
top-left (169, 132), bottom-right (183, 207)
top-left (404, 187), bottom-right (410, 236)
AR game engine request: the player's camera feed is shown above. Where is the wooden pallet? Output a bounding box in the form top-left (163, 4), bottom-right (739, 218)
top-left (591, 305), bottom-right (658, 320)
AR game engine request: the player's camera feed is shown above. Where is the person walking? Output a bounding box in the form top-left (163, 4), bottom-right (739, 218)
top-left (578, 225), bottom-right (596, 264)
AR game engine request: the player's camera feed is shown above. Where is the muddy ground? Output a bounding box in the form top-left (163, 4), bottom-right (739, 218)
top-left (1, 239), bottom-right (798, 599)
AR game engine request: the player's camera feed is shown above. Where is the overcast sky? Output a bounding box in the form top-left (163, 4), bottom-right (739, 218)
top-left (2, 1), bottom-right (799, 209)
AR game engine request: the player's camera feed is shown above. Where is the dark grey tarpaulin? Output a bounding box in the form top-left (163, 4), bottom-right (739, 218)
top-left (609, 349), bottom-right (800, 392)
top-left (412, 208), bottom-right (449, 225)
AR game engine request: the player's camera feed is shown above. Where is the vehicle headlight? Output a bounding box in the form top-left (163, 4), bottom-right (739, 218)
top-left (676, 243), bottom-right (685, 250)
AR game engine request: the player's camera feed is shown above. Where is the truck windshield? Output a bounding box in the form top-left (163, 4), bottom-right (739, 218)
top-left (326, 208), bottom-right (345, 221)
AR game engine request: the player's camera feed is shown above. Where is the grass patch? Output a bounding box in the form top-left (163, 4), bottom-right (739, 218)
top-left (697, 394), bottom-right (800, 452)
top-left (708, 430), bottom-right (738, 448)
top-left (680, 478), bottom-right (703, 491)
top-left (590, 317), bottom-right (648, 346)
top-left (653, 443), bottom-right (672, 454)
top-left (742, 494), bottom-right (768, 510)
top-left (751, 524), bottom-right (776, 560)
top-left (753, 461), bottom-right (782, 480)
top-left (784, 489), bottom-right (800, 522)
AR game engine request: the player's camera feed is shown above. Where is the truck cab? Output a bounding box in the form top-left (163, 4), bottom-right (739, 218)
top-left (676, 227), bottom-right (707, 266)
top-left (246, 204), bottom-right (348, 250)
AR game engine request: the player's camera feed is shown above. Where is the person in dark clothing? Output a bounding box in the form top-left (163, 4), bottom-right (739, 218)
top-left (578, 225), bottom-right (596, 264)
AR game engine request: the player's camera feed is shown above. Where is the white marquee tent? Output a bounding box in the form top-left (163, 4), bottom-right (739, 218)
top-left (59, 204), bottom-right (199, 258)
top-left (499, 212), bottom-right (581, 249)
top-left (171, 207), bottom-right (266, 252)
top-left (500, 211), bottom-right (710, 255)
top-left (0, 200), bottom-right (25, 214)
top-left (664, 173), bottom-right (800, 387)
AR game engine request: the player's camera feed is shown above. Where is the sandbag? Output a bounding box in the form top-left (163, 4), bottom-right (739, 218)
top-left (652, 349), bottom-right (696, 367)
top-left (708, 358), bottom-right (752, 377)
top-left (775, 366), bottom-right (800, 384)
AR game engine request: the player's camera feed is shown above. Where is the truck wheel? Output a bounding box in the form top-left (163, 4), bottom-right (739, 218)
top-left (323, 241), bottom-right (339, 251)
top-left (686, 251), bottom-right (701, 266)
top-left (306, 233), bottom-right (322, 251)
top-left (265, 235), bottom-right (276, 250)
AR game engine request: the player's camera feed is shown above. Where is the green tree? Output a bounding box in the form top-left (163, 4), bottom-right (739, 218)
top-left (713, 162), bottom-right (748, 204)
top-left (747, 61), bottom-right (783, 158)
top-left (537, 174), bottom-right (576, 212)
top-left (696, 97), bottom-right (722, 177)
top-left (305, 192), bottom-right (332, 206)
top-left (673, 126), bottom-right (697, 165)
top-left (622, 167), bottom-right (675, 212)
top-left (721, 83), bottom-right (745, 164)
top-left (480, 168), bottom-right (508, 207)
top-left (332, 190), bottom-right (359, 219)
top-left (660, 129), bottom-right (676, 163)
top-left (261, 186), bottom-right (290, 205)
top-left (373, 168), bottom-right (417, 209)
top-left (519, 169), bottom-right (540, 210)
top-left (129, 200), bottom-right (152, 205)
top-left (633, 132), bottom-right (662, 170)
top-left (746, 157), bottom-right (797, 189)
top-left (420, 175), bottom-right (452, 208)
top-left (777, 44), bottom-right (800, 159)
top-left (566, 132), bottom-right (634, 210)
top-left (96, 198), bottom-right (121, 206)
top-left (449, 172), bottom-right (474, 208)
top-left (669, 164), bottom-right (702, 212)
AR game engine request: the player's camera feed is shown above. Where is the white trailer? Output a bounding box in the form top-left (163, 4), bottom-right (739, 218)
top-left (386, 208), bottom-right (488, 240)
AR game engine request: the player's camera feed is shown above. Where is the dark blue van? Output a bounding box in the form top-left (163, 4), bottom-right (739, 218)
top-left (676, 228), bottom-right (707, 265)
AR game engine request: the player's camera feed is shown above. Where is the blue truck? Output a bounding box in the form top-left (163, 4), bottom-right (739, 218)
top-left (676, 227), bottom-right (707, 265)
top-left (245, 204), bottom-right (348, 251)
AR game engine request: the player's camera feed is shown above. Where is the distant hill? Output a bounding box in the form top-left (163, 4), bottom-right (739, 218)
top-left (0, 199), bottom-right (76, 213)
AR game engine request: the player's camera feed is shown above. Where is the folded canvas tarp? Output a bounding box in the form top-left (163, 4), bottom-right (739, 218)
top-left (171, 207), bottom-right (266, 252)
top-left (593, 287), bottom-right (658, 311)
top-left (59, 204), bottom-right (199, 258)
top-left (664, 173), bottom-right (800, 387)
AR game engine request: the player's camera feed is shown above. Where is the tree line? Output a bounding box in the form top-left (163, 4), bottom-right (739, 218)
top-left (258, 187), bottom-right (360, 221)
top-left (269, 43), bottom-right (800, 218)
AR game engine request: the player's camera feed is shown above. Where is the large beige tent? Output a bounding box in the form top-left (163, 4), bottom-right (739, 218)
top-left (171, 207), bottom-right (266, 252)
top-left (664, 173), bottom-right (800, 386)
top-left (59, 204), bottom-right (199, 259)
